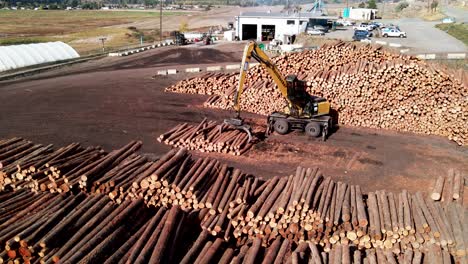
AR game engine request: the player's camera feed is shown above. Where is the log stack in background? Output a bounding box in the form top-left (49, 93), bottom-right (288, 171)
top-left (1, 137), bottom-right (467, 263)
top-left (430, 169), bottom-right (465, 204)
top-left (157, 118), bottom-right (255, 156)
top-left (166, 41), bottom-right (468, 146)
top-left (0, 137), bottom-right (143, 195)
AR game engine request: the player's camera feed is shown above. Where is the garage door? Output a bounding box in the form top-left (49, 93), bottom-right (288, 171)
top-left (242, 24), bottom-right (257, 40)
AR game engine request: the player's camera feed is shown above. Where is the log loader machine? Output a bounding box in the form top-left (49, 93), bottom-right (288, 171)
top-left (225, 41), bottom-right (333, 141)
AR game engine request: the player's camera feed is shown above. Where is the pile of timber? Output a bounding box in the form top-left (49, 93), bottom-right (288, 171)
top-left (0, 137), bottom-right (143, 195)
top-left (165, 41), bottom-right (468, 146)
top-left (180, 232), bottom-right (457, 264)
top-left (0, 191), bottom-right (195, 264)
top-left (157, 118), bottom-right (254, 156)
top-left (165, 72), bottom-right (238, 95)
top-left (125, 148), bottom-right (254, 219)
top-left (0, 137), bottom-right (105, 193)
top-left (430, 169), bottom-right (465, 203)
top-left (1, 138), bottom-right (467, 263)
top-left (223, 167), bottom-right (466, 258)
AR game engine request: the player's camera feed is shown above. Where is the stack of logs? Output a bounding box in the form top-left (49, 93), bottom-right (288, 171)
top-left (166, 41), bottom-right (467, 146)
top-left (218, 167), bottom-right (467, 258)
top-left (1, 137), bottom-right (467, 263)
top-left (180, 234), bottom-right (442, 264)
top-left (0, 137), bottom-right (144, 195)
top-left (430, 169), bottom-right (465, 203)
top-left (0, 191), bottom-right (195, 264)
top-left (157, 118), bottom-right (254, 156)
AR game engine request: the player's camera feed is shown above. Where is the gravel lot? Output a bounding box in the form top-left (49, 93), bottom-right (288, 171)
top-left (326, 18), bottom-right (467, 53)
top-left (442, 6), bottom-right (468, 23)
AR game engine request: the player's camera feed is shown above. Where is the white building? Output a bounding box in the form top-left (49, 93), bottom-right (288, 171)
top-left (0, 42), bottom-right (80, 72)
top-left (235, 12), bottom-right (337, 43)
top-left (347, 8), bottom-right (378, 20)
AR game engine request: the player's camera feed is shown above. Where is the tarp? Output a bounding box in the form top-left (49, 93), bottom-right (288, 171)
top-left (0, 41), bottom-right (80, 72)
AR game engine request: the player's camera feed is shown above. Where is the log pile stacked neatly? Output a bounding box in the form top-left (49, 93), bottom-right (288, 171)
top-left (223, 166), bottom-right (467, 259)
top-left (165, 72), bottom-right (238, 95)
top-left (0, 190), bottom-right (195, 264)
top-left (0, 137), bottom-right (105, 194)
top-left (122, 147), bottom-right (254, 224)
top-left (179, 232), bottom-right (457, 264)
top-left (0, 138), bottom-right (144, 195)
top-left (430, 169), bottom-right (465, 203)
top-left (1, 138), bottom-right (467, 263)
top-left (165, 41), bottom-right (468, 146)
top-left (157, 118), bottom-right (254, 156)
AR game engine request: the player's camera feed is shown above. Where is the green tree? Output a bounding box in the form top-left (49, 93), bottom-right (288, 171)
top-left (430, 0), bottom-right (438, 12)
top-left (395, 1), bottom-right (409, 11)
top-left (358, 2), bottom-right (365, 7)
top-left (367, 0), bottom-right (377, 9)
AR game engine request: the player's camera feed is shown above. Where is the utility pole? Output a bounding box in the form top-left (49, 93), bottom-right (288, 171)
top-left (382, 0), bottom-right (385, 18)
top-left (160, 0), bottom-right (163, 41)
top-left (99, 37), bottom-right (107, 53)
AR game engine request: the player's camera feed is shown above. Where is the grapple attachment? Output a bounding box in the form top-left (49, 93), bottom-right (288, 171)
top-left (223, 118), bottom-right (253, 143)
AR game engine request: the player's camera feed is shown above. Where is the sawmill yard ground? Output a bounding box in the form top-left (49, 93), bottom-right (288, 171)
top-left (0, 42), bottom-right (467, 195)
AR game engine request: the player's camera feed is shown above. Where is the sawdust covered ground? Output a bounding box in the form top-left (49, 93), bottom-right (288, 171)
top-left (0, 42), bottom-right (466, 195)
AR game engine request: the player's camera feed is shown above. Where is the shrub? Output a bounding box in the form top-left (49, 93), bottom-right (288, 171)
top-left (395, 1), bottom-right (409, 12)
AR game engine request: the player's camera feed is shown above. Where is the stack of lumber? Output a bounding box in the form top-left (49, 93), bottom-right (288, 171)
top-left (165, 41), bottom-right (468, 146)
top-left (430, 169), bottom-right (465, 203)
top-left (165, 72), bottom-right (238, 95)
top-left (1, 138), bottom-right (467, 263)
top-left (0, 191), bottom-right (193, 264)
top-left (0, 138), bottom-right (143, 195)
top-left (157, 118), bottom-right (254, 156)
top-left (123, 148), bottom-right (253, 219)
top-left (180, 233), bottom-right (458, 264)
top-left (224, 166), bottom-right (466, 257)
top-left (0, 137), bottom-right (105, 194)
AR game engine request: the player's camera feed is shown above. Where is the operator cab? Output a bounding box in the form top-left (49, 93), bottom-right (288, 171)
top-left (286, 75), bottom-right (318, 106)
top-left (285, 74), bottom-right (329, 117)
top-left (285, 75), bottom-right (308, 104)
top-left (285, 75), bottom-right (306, 92)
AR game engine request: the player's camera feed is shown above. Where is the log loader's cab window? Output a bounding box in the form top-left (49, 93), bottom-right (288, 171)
top-left (287, 20), bottom-right (295, 25)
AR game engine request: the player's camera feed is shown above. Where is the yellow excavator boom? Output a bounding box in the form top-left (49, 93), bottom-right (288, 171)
top-left (234, 41), bottom-right (292, 115)
top-left (226, 40), bottom-right (332, 141)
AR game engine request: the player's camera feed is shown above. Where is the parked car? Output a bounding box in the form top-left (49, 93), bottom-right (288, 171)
top-left (442, 17), bottom-right (456, 23)
top-left (337, 19), bottom-right (354, 26)
top-left (381, 27), bottom-right (406, 38)
top-left (353, 23), bottom-right (374, 31)
top-left (270, 39), bottom-right (283, 46)
top-left (370, 22), bottom-right (383, 28)
top-left (313, 25), bottom-right (329, 33)
top-left (352, 30), bottom-right (372, 41)
top-left (307, 28), bottom-right (325, 35)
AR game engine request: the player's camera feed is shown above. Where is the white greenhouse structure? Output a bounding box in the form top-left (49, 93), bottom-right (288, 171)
top-left (0, 41), bottom-right (80, 73)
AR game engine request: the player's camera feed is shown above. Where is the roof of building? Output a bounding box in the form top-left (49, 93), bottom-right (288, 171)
top-left (0, 41), bottom-right (80, 72)
top-left (238, 11), bottom-right (337, 20)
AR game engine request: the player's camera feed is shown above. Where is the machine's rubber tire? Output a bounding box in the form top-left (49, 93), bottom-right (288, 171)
top-left (305, 122), bottom-right (321, 137)
top-left (274, 119), bottom-right (289, 135)
top-left (400, 34), bottom-right (404, 38)
top-left (383, 34), bottom-right (388, 38)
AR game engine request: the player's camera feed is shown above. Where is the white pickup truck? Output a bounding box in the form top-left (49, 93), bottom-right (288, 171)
top-left (353, 23), bottom-right (374, 31)
top-left (381, 27), bottom-right (407, 38)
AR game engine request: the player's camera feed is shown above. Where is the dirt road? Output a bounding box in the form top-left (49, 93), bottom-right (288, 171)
top-left (1, 43), bottom-right (466, 195)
